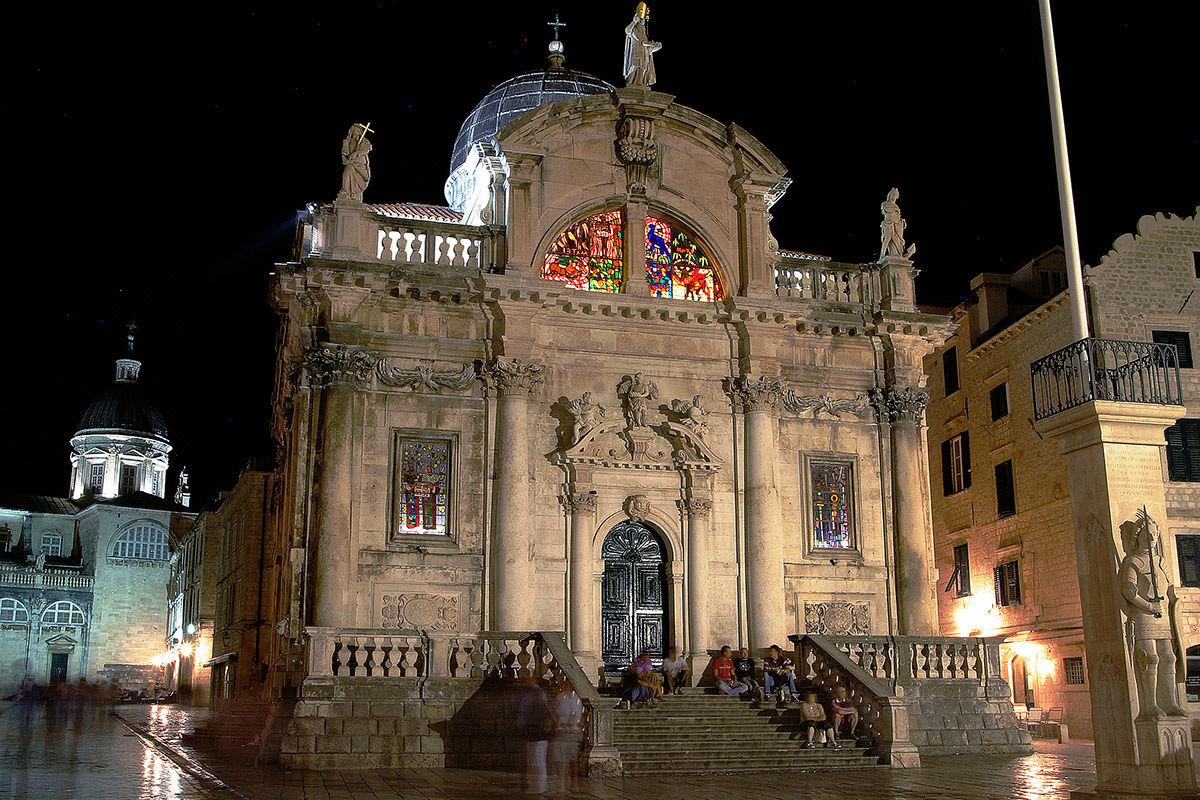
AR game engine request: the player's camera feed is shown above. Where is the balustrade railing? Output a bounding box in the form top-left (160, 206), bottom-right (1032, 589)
top-left (306, 628), bottom-right (427, 678)
top-left (299, 204), bottom-right (495, 270)
top-left (774, 257), bottom-right (871, 304)
top-left (0, 567), bottom-right (93, 590)
top-left (1031, 337), bottom-right (1183, 420)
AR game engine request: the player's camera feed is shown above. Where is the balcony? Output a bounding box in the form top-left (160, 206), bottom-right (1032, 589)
top-left (0, 565), bottom-right (94, 591)
top-left (1031, 337), bottom-right (1183, 420)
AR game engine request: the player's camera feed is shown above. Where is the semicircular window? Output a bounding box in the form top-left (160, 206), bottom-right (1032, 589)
top-left (541, 211), bottom-right (724, 301)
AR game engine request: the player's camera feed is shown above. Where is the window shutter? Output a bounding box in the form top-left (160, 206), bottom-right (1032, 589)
top-left (1178, 536), bottom-right (1200, 588)
top-left (996, 461), bottom-right (1016, 517)
top-left (1153, 330), bottom-right (1193, 369)
top-left (1167, 424), bottom-right (1187, 481)
top-left (1184, 421), bottom-right (1200, 481)
top-left (994, 566), bottom-right (1004, 606)
top-left (1005, 561), bottom-right (1022, 604)
top-left (942, 440), bottom-right (954, 496)
top-left (961, 432), bottom-right (972, 489)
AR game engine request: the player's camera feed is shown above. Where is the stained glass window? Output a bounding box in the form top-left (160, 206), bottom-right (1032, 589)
top-left (645, 217), bottom-right (724, 302)
top-left (811, 462), bottom-right (853, 549)
top-left (541, 210), bottom-right (624, 293)
top-left (399, 439), bottom-right (450, 536)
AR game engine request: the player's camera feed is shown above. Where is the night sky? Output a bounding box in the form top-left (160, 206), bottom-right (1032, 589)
top-left (3, 2), bottom-right (1196, 503)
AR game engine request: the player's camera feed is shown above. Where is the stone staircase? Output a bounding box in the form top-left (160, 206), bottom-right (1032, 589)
top-left (612, 688), bottom-right (883, 775)
top-left (181, 698), bottom-right (290, 762)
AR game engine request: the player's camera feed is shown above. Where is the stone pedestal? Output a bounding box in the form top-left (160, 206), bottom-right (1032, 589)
top-left (1036, 400), bottom-right (1198, 800)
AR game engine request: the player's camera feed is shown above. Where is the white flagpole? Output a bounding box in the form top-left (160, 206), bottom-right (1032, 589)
top-left (1039, 0), bottom-right (1089, 342)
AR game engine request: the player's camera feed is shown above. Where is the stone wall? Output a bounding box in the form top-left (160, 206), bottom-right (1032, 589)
top-left (906, 681), bottom-right (1033, 755)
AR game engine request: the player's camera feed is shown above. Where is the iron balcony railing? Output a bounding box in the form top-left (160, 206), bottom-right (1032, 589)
top-left (1030, 337), bottom-right (1183, 420)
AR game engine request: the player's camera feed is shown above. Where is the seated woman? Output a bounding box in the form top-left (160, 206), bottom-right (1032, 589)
top-left (616, 652), bottom-right (659, 709)
top-left (799, 691), bottom-right (838, 748)
top-left (830, 685), bottom-right (859, 738)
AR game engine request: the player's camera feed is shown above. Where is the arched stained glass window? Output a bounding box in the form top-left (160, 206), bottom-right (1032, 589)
top-left (0, 598), bottom-right (29, 623)
top-left (541, 210), bottom-right (724, 301)
top-left (42, 600), bottom-right (85, 625)
top-left (541, 211), bottom-right (624, 292)
top-left (111, 524), bottom-right (170, 560)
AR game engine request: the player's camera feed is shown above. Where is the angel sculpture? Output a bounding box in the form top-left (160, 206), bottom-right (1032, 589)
top-left (617, 372), bottom-right (659, 427)
top-left (671, 395), bottom-right (709, 438)
top-left (567, 392), bottom-right (607, 443)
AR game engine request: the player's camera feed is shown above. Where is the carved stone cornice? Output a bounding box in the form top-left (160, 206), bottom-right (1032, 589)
top-left (302, 345), bottom-right (376, 387)
top-left (870, 386), bottom-right (930, 423)
top-left (482, 357), bottom-right (545, 397)
top-left (679, 497), bottom-right (712, 519)
top-left (564, 493), bottom-right (598, 516)
top-left (376, 360), bottom-right (477, 393)
top-left (782, 391), bottom-right (870, 419)
top-left (725, 375), bottom-right (783, 412)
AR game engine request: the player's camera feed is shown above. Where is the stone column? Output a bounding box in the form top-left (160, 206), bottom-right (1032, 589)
top-left (304, 345), bottom-right (375, 628)
top-left (873, 386), bottom-right (939, 636)
top-left (567, 492), bottom-right (598, 664)
top-left (728, 376), bottom-right (786, 648)
top-left (1036, 400), bottom-right (1197, 800)
top-left (682, 496), bottom-right (712, 676)
top-left (484, 358), bottom-right (545, 631)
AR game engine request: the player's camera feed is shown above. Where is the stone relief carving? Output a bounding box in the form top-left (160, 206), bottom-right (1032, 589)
top-left (482, 357), bottom-right (545, 396)
top-left (302, 344), bottom-right (376, 386)
top-left (622, 2), bottom-right (661, 88)
top-left (725, 375), bottom-right (784, 412)
top-left (337, 123), bottom-right (372, 203)
top-left (375, 360), bottom-right (477, 392)
top-left (564, 493), bottom-right (598, 515)
top-left (870, 386), bottom-right (929, 422)
top-left (804, 601), bottom-right (871, 636)
top-left (626, 494), bottom-right (652, 522)
top-left (567, 392), bottom-right (607, 443)
top-left (379, 593), bottom-right (459, 631)
top-left (616, 114), bottom-right (657, 195)
top-left (617, 373), bottom-right (659, 427)
top-left (879, 187), bottom-right (916, 262)
top-left (670, 395), bottom-right (709, 438)
top-left (782, 391), bottom-right (870, 419)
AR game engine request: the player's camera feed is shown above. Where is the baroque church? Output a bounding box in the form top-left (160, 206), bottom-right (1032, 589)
top-left (268, 10), bottom-right (953, 693)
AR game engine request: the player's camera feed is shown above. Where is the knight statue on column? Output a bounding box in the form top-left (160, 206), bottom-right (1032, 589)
top-left (1119, 508), bottom-right (1188, 720)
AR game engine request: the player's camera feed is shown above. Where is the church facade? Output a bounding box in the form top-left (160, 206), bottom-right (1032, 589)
top-left (266, 36), bottom-right (953, 694)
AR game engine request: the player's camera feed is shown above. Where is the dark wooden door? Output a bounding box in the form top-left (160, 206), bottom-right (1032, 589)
top-left (50, 653), bottom-right (68, 683)
top-left (601, 521), bottom-right (666, 670)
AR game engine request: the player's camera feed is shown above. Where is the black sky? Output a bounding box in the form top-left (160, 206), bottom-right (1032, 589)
top-left (2, 1), bottom-right (1196, 503)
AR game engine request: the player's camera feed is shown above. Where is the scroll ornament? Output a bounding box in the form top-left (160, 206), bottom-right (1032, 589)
top-left (376, 360), bottom-right (476, 392)
top-left (782, 391), bottom-right (870, 419)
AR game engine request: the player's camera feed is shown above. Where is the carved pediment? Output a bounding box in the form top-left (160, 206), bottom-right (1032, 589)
top-left (562, 420), bottom-right (720, 472)
top-left (45, 633), bottom-right (79, 647)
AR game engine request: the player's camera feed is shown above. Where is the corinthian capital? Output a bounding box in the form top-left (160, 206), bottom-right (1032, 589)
top-left (870, 385), bottom-right (929, 423)
top-left (564, 493), bottom-right (598, 516)
top-left (680, 497), bottom-right (712, 519)
top-left (482, 357), bottom-right (545, 397)
top-left (725, 375), bottom-right (783, 412)
top-left (302, 345), bottom-right (376, 387)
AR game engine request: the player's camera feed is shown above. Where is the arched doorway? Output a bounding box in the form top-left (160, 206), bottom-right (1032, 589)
top-left (601, 521), bottom-right (667, 671)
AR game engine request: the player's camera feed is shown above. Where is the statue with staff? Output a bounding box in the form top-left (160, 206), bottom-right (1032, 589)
top-left (338, 122), bottom-right (374, 202)
top-left (623, 3), bottom-right (661, 88)
top-left (1119, 507), bottom-right (1188, 720)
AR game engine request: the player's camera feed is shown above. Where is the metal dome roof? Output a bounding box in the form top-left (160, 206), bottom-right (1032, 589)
top-left (450, 67), bottom-right (614, 174)
top-left (76, 381), bottom-right (169, 440)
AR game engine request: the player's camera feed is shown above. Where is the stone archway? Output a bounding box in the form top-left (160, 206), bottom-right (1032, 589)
top-left (600, 520), bottom-right (667, 671)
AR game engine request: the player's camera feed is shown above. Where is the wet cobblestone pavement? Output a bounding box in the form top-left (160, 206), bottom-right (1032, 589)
top-left (0, 700), bottom-right (1147, 799)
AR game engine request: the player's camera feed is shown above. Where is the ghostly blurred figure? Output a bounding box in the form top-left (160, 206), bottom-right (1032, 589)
top-left (550, 675), bottom-right (584, 793)
top-left (516, 674), bottom-right (552, 794)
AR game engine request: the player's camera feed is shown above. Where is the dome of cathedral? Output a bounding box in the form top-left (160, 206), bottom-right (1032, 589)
top-left (75, 362), bottom-right (169, 441)
top-left (449, 67), bottom-right (615, 174)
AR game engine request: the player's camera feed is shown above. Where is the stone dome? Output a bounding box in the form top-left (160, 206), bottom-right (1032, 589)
top-left (449, 67), bottom-right (615, 174)
top-left (76, 374), bottom-right (169, 440)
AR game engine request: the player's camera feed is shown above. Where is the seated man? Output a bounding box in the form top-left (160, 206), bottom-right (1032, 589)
top-left (762, 644), bottom-right (798, 702)
top-left (732, 647), bottom-right (761, 700)
top-left (661, 646), bottom-right (689, 695)
top-left (713, 646), bottom-right (749, 696)
top-left (799, 691), bottom-right (838, 749)
top-left (830, 685), bottom-right (859, 738)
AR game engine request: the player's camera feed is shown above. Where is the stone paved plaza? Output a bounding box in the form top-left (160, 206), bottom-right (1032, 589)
top-left (0, 700), bottom-right (1150, 800)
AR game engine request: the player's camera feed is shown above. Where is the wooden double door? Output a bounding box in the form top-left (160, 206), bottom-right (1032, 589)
top-left (601, 521), bottom-right (667, 671)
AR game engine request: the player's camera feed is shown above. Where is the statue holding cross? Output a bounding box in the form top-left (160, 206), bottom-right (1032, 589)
top-left (338, 122), bottom-right (373, 203)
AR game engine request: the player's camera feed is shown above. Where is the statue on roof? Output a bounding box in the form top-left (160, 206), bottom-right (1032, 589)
top-left (623, 3), bottom-right (661, 88)
top-left (879, 187), bottom-right (916, 261)
top-left (338, 123), bottom-right (373, 203)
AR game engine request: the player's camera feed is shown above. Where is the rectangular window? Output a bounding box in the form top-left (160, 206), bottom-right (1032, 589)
top-left (152, 470), bottom-right (161, 497)
top-left (1153, 330), bottom-right (1193, 369)
top-left (945, 543), bottom-right (972, 597)
top-left (942, 432), bottom-right (971, 495)
top-left (996, 460), bottom-right (1016, 518)
top-left (810, 461), bottom-right (854, 549)
top-left (120, 465), bottom-right (137, 496)
top-left (990, 383), bottom-right (1009, 421)
top-left (994, 560), bottom-right (1022, 607)
top-left (1165, 420), bottom-right (1200, 482)
top-left (1040, 270), bottom-right (1067, 296)
top-left (89, 464), bottom-right (105, 492)
top-left (396, 437), bottom-right (451, 536)
top-left (943, 347), bottom-right (959, 395)
top-left (1177, 535), bottom-right (1200, 588)
top-left (40, 533), bottom-right (62, 557)
top-left (1063, 656), bottom-right (1085, 686)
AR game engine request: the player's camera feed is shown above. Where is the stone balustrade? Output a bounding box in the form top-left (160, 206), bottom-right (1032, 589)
top-left (299, 203), bottom-right (495, 270)
top-left (774, 256), bottom-right (875, 305)
top-left (0, 566), bottom-right (93, 590)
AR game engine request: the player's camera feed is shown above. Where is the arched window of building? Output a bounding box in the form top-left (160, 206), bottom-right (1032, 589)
top-left (42, 600), bottom-right (85, 625)
top-left (111, 524), bottom-right (170, 560)
top-left (41, 531), bottom-right (63, 557)
top-left (0, 598), bottom-right (29, 623)
top-left (541, 210), bottom-right (724, 301)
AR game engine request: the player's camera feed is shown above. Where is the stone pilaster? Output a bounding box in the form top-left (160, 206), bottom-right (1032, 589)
top-left (1036, 401), bottom-right (1198, 800)
top-left (727, 375), bottom-right (786, 648)
top-left (681, 495), bottom-right (712, 674)
top-left (483, 358), bottom-right (545, 631)
top-left (304, 344), bottom-right (375, 627)
top-left (872, 385), bottom-right (938, 636)
top-left (566, 492), bottom-right (598, 665)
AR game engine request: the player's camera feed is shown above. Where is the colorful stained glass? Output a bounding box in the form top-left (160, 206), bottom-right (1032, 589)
top-left (541, 211), bottom-right (624, 292)
top-left (644, 217), bottom-right (724, 301)
top-left (811, 462), bottom-right (853, 549)
top-left (400, 440), bottom-right (450, 535)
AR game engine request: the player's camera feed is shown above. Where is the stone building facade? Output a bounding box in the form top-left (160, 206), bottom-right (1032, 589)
top-left (925, 209), bottom-right (1200, 740)
top-left (265, 38), bottom-right (954, 728)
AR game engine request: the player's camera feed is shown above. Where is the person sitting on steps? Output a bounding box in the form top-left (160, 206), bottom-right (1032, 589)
top-left (713, 646), bottom-right (749, 696)
top-left (763, 644), bottom-right (797, 702)
top-left (799, 690), bottom-right (838, 749)
top-left (661, 646), bottom-right (689, 695)
top-left (830, 685), bottom-right (859, 739)
top-left (616, 652), bottom-right (659, 709)
top-left (732, 647), bottom-right (761, 701)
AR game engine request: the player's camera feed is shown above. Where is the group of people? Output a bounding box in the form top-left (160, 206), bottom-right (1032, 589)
top-left (617, 644), bottom-right (861, 748)
top-left (517, 673), bottom-right (585, 795)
